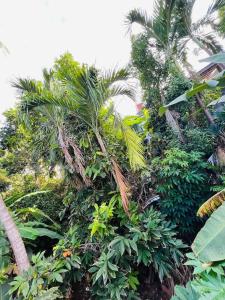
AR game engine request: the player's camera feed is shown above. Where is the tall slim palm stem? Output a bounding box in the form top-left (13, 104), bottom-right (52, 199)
top-left (0, 196), bottom-right (30, 274)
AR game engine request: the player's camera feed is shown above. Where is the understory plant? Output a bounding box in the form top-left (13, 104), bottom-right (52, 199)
top-left (152, 148), bottom-right (211, 236)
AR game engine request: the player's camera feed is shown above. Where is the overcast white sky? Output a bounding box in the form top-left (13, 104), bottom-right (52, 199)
top-left (0, 0), bottom-right (214, 123)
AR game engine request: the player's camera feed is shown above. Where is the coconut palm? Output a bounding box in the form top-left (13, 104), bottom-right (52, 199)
top-left (13, 62), bottom-right (146, 213)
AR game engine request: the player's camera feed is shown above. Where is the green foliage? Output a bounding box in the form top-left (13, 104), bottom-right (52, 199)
top-left (173, 253), bottom-right (225, 300)
top-left (89, 200), bottom-right (115, 238)
top-left (9, 252), bottom-right (66, 299)
top-left (192, 202), bottom-right (225, 262)
top-left (88, 203), bottom-right (185, 298)
top-left (0, 227), bottom-right (10, 284)
top-left (5, 174), bottom-right (64, 221)
top-left (152, 148), bottom-right (211, 235)
top-left (0, 169), bottom-right (10, 192)
top-left (172, 282), bottom-right (200, 300)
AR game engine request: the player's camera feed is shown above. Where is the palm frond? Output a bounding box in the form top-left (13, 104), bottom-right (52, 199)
top-left (194, 33), bottom-right (223, 54)
top-left (197, 189), bottom-right (225, 217)
top-left (43, 68), bottom-right (54, 89)
top-left (120, 121), bottom-right (146, 171)
top-left (207, 0), bottom-right (225, 15)
top-left (12, 78), bottom-right (41, 94)
top-left (101, 68), bottom-right (130, 89)
top-left (126, 8), bottom-right (152, 31)
top-left (111, 159), bottom-right (130, 214)
top-left (19, 89), bottom-right (78, 112)
top-left (107, 84), bottom-right (136, 101)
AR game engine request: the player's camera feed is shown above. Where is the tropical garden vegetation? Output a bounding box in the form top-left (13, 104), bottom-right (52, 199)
top-left (1, 0), bottom-right (225, 299)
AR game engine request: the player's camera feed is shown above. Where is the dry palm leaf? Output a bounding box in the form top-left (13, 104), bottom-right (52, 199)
top-left (111, 159), bottom-right (130, 215)
top-left (197, 188), bottom-right (225, 217)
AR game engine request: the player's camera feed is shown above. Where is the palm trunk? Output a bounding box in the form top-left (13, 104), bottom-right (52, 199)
top-left (0, 196), bottom-right (30, 274)
top-left (195, 94), bottom-right (215, 125)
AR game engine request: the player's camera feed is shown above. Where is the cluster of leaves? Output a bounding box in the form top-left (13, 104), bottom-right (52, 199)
top-left (152, 148), bottom-right (211, 236)
top-left (86, 199), bottom-right (185, 299)
top-left (173, 253), bottom-right (225, 300)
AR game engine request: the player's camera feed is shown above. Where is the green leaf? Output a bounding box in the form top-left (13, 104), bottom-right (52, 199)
top-left (172, 282), bottom-right (200, 300)
top-left (107, 261), bottom-right (118, 272)
top-left (119, 240), bottom-right (125, 256)
top-left (164, 94), bottom-right (187, 108)
top-left (192, 202), bottom-right (225, 262)
top-left (54, 273), bottom-right (63, 283)
top-left (34, 228), bottom-right (62, 239)
top-left (19, 226), bottom-right (39, 240)
top-left (0, 283), bottom-right (10, 300)
top-left (19, 226), bottom-right (62, 240)
top-left (158, 106), bottom-right (167, 117)
top-left (6, 191), bottom-right (50, 208)
top-left (200, 53), bottom-right (225, 64)
top-left (187, 84), bottom-right (206, 97)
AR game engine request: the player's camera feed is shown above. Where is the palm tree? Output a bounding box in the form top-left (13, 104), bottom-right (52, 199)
top-left (17, 70), bottom-right (91, 189)
top-left (14, 61), bottom-right (146, 213)
top-left (0, 195), bottom-right (30, 273)
top-left (126, 0), bottom-right (225, 126)
top-left (0, 39), bottom-right (30, 274)
top-left (127, 0), bottom-right (224, 62)
top-left (175, 0), bottom-right (224, 56)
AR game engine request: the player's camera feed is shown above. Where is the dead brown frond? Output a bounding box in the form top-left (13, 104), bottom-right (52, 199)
top-left (69, 138), bottom-right (92, 186)
top-left (197, 188), bottom-right (225, 217)
top-left (58, 127), bottom-right (91, 187)
top-left (111, 159), bottom-right (130, 215)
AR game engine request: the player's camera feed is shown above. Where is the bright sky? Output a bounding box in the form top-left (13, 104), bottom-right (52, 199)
top-left (0, 0), bottom-right (214, 123)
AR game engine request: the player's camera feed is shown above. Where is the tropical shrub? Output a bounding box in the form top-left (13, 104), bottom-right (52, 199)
top-left (87, 201), bottom-right (185, 299)
top-left (9, 252), bottom-right (67, 299)
top-left (152, 148), bottom-right (211, 236)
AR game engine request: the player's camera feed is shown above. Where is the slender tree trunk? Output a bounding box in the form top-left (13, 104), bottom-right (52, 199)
top-left (0, 196), bottom-right (30, 274)
top-left (195, 94), bottom-right (215, 125)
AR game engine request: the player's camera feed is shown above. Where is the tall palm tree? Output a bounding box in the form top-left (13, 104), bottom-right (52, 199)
top-left (0, 195), bottom-right (30, 273)
top-left (175, 0), bottom-right (225, 56)
top-left (14, 63), bottom-right (146, 213)
top-left (127, 0), bottom-right (224, 62)
top-left (17, 70), bottom-right (91, 189)
top-left (0, 40), bottom-right (30, 274)
top-left (126, 0), bottom-right (225, 126)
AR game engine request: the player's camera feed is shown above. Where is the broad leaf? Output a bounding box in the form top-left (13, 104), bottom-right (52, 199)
top-left (192, 202), bottom-right (225, 262)
top-left (0, 283), bottom-right (10, 300)
top-left (165, 94), bottom-right (187, 108)
top-left (172, 282), bottom-right (200, 300)
top-left (200, 53), bottom-right (225, 64)
top-left (19, 226), bottom-right (62, 240)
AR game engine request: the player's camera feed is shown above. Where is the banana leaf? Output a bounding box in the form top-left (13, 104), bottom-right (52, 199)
top-left (192, 202), bottom-right (225, 262)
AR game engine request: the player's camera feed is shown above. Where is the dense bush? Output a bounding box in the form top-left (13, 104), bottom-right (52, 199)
top-left (152, 148), bottom-right (212, 237)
